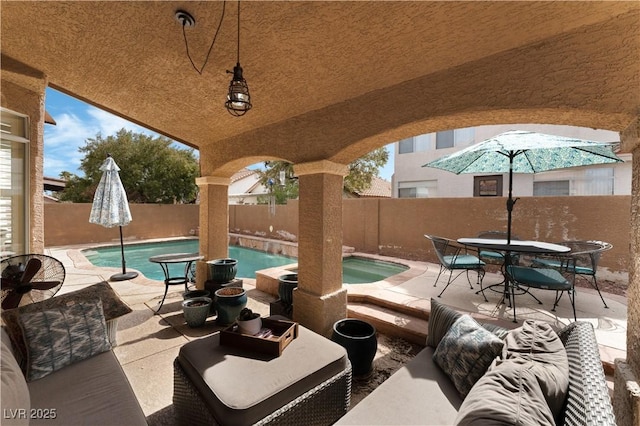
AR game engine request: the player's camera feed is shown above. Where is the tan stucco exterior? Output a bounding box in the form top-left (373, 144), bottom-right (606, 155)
top-left (3, 2), bottom-right (639, 422)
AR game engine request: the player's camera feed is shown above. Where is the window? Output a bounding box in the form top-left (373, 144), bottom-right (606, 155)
top-left (582, 168), bottom-right (614, 195)
top-left (0, 108), bottom-right (29, 256)
top-left (436, 131), bottom-right (454, 149)
top-left (398, 180), bottom-right (437, 198)
top-left (473, 176), bottom-right (502, 197)
top-left (398, 138), bottom-right (414, 154)
top-left (533, 181), bottom-right (570, 196)
top-left (398, 137), bottom-right (428, 154)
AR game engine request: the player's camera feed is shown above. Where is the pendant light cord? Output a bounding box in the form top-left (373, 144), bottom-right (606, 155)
top-left (236, 0), bottom-right (240, 63)
top-left (181, 1), bottom-right (226, 75)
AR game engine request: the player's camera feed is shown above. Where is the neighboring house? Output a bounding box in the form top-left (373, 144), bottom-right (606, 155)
top-left (228, 168), bottom-right (391, 204)
top-left (43, 176), bottom-right (66, 203)
top-left (228, 168), bottom-right (267, 205)
top-left (344, 176), bottom-right (392, 198)
top-left (392, 124), bottom-right (632, 198)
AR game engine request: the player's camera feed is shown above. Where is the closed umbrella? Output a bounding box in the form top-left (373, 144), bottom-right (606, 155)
top-left (423, 130), bottom-right (623, 243)
top-left (89, 155), bottom-right (138, 281)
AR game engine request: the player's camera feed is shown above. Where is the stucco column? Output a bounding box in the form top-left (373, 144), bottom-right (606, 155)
top-left (292, 160), bottom-right (349, 337)
top-left (614, 120), bottom-right (640, 426)
top-left (194, 176), bottom-right (230, 290)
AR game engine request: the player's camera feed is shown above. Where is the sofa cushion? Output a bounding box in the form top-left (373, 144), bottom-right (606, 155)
top-left (432, 314), bottom-right (503, 397)
top-left (455, 359), bottom-right (557, 425)
top-left (1, 281), bottom-right (131, 369)
top-left (1, 328), bottom-right (30, 426)
top-left (19, 298), bottom-right (112, 381)
top-left (455, 320), bottom-right (569, 425)
top-left (502, 320), bottom-right (569, 417)
top-left (335, 346), bottom-right (463, 425)
top-left (27, 350), bottom-right (147, 425)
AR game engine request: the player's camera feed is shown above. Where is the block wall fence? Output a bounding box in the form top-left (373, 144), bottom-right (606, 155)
top-left (44, 196), bottom-right (631, 274)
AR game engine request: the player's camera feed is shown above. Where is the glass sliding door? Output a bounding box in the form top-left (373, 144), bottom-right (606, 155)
top-left (0, 108), bottom-right (29, 257)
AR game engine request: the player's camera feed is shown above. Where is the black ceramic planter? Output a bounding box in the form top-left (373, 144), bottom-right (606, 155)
top-left (278, 273), bottom-right (298, 307)
top-left (331, 318), bottom-right (378, 376)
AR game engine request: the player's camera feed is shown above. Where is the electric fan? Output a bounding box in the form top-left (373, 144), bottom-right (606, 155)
top-left (1, 254), bottom-right (65, 310)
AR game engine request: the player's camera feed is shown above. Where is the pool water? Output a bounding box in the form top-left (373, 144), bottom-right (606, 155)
top-left (82, 239), bottom-right (409, 283)
top-left (342, 257), bottom-right (408, 284)
top-left (82, 240), bottom-right (295, 280)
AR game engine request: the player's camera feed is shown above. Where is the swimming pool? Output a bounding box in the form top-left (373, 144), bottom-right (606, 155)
top-left (82, 239), bottom-right (408, 283)
top-left (341, 257), bottom-right (408, 284)
top-left (82, 240), bottom-right (295, 280)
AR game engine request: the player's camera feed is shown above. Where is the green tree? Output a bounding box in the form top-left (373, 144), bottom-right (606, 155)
top-left (59, 129), bottom-right (199, 204)
top-left (256, 147), bottom-right (389, 204)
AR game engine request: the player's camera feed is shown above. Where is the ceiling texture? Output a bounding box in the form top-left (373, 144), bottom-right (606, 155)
top-left (2, 1), bottom-right (639, 176)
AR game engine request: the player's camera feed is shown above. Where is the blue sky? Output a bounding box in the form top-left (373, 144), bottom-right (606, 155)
top-left (44, 88), bottom-right (395, 180)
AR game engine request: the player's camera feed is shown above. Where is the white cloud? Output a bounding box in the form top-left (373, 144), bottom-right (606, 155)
top-left (44, 105), bottom-right (159, 178)
top-left (86, 108), bottom-right (155, 138)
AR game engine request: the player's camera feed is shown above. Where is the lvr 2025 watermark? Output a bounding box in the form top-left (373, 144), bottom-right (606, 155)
top-left (4, 408), bottom-right (57, 420)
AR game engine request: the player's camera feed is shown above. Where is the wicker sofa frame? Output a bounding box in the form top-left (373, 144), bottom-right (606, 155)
top-left (173, 358), bottom-right (352, 425)
top-left (557, 321), bottom-right (616, 425)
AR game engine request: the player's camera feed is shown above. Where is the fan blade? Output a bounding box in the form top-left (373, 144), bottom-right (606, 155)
top-left (21, 258), bottom-right (42, 284)
top-left (30, 281), bottom-right (61, 291)
top-left (2, 291), bottom-right (23, 310)
top-left (1, 277), bottom-right (19, 290)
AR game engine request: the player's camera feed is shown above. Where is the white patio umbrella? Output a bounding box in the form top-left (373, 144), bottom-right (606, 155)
top-left (89, 155), bottom-right (138, 281)
top-left (423, 130), bottom-right (624, 243)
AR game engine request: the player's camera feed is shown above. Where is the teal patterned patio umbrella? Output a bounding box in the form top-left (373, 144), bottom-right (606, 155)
top-left (423, 130), bottom-right (623, 243)
top-left (89, 155), bottom-right (138, 281)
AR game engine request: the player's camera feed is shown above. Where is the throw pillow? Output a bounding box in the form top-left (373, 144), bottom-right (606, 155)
top-left (1, 281), bottom-right (130, 369)
top-left (426, 298), bottom-right (462, 348)
top-left (18, 298), bottom-right (111, 381)
top-left (432, 314), bottom-right (504, 397)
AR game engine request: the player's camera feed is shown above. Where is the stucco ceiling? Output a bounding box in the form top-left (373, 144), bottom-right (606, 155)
top-left (2, 1), bottom-right (639, 175)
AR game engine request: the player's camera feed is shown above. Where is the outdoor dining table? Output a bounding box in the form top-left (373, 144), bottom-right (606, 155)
top-left (457, 238), bottom-right (571, 321)
top-left (148, 252), bottom-right (203, 313)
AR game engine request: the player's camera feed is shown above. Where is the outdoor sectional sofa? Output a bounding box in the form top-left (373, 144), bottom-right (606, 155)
top-left (336, 298), bottom-right (616, 425)
top-left (0, 282), bottom-right (147, 425)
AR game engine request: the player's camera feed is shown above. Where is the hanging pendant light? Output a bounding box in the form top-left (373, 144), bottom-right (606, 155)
top-left (225, 0), bottom-right (252, 116)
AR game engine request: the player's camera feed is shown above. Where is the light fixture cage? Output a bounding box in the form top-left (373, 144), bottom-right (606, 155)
top-left (225, 64), bottom-right (252, 116)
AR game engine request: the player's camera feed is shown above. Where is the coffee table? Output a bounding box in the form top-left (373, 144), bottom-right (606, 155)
top-left (173, 317), bottom-right (352, 425)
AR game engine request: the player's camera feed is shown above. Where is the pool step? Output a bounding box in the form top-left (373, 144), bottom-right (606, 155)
top-left (347, 302), bottom-right (428, 346)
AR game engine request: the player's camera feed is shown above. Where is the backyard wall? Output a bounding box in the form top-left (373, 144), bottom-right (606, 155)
top-left (45, 196), bottom-right (631, 273)
top-left (44, 204), bottom-right (199, 246)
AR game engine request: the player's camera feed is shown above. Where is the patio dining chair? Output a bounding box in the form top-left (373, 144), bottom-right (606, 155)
top-left (506, 253), bottom-right (577, 322)
top-left (425, 235), bottom-right (486, 299)
top-left (531, 240), bottom-right (612, 308)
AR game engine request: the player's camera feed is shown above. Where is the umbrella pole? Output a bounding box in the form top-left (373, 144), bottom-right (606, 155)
top-left (505, 152), bottom-right (519, 245)
top-left (110, 226), bottom-right (139, 282)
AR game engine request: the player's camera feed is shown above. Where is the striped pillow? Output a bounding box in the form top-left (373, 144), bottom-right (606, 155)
top-left (18, 298), bottom-right (111, 381)
top-left (426, 298), bottom-right (462, 348)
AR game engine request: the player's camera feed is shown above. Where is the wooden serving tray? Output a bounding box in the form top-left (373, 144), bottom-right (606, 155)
top-left (220, 318), bottom-right (298, 356)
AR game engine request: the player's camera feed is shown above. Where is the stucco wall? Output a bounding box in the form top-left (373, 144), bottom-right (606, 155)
top-left (44, 204), bottom-right (199, 246)
top-left (45, 196), bottom-right (630, 274)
